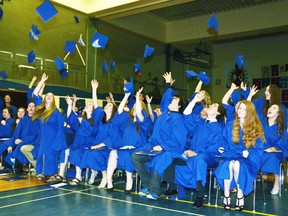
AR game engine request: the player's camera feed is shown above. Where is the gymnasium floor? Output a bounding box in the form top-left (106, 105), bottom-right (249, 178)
top-left (0, 171), bottom-right (285, 216)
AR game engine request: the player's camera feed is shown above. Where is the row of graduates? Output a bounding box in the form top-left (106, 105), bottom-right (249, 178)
top-left (0, 72), bottom-right (287, 212)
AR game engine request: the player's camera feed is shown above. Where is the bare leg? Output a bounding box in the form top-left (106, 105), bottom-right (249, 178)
top-left (98, 170), bottom-right (107, 188)
top-left (271, 174), bottom-right (280, 194)
top-left (59, 149), bottom-right (70, 178)
top-left (125, 171), bottom-right (133, 191)
top-left (88, 169), bottom-right (98, 185)
top-left (107, 150), bottom-right (118, 189)
top-left (232, 160), bottom-right (244, 210)
top-left (223, 161), bottom-right (233, 209)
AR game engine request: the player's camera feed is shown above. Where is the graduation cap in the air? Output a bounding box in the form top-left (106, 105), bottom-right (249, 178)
top-left (60, 69), bottom-right (68, 78)
top-left (236, 54), bottom-right (244, 69)
top-left (91, 32), bottom-right (109, 49)
top-left (102, 61), bottom-right (108, 73)
top-left (27, 51), bottom-right (36, 64)
top-left (63, 40), bottom-right (86, 66)
top-left (186, 70), bottom-right (198, 78)
top-left (29, 25), bottom-right (41, 40)
top-left (198, 71), bottom-right (211, 85)
top-left (186, 70), bottom-right (211, 85)
top-left (208, 12), bottom-right (218, 31)
top-left (144, 44), bottom-right (154, 58)
top-left (0, 8), bottom-right (3, 20)
top-left (134, 63), bottom-right (142, 76)
top-left (74, 15), bottom-right (79, 24)
top-left (55, 56), bottom-right (65, 71)
top-left (0, 70), bottom-right (7, 80)
top-left (124, 77), bottom-right (134, 93)
top-left (78, 34), bottom-right (86, 47)
top-left (36, 0), bottom-right (58, 23)
top-left (110, 60), bottom-right (115, 71)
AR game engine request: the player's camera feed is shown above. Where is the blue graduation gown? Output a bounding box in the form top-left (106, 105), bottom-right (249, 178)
top-left (143, 111), bottom-right (188, 177)
top-left (36, 109), bottom-right (66, 176)
top-left (0, 118), bottom-right (13, 138)
top-left (62, 111), bottom-right (97, 167)
top-left (80, 107), bottom-right (122, 171)
top-left (214, 121), bottom-right (264, 195)
top-left (175, 115), bottom-right (223, 188)
top-left (261, 122), bottom-right (288, 175)
top-left (114, 111), bottom-right (150, 172)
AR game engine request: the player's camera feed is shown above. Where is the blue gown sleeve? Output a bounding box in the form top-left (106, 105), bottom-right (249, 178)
top-left (160, 86), bottom-right (175, 113)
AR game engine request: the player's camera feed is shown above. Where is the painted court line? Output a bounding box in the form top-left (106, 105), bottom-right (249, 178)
top-left (0, 191), bottom-right (76, 209)
top-left (0, 188), bottom-right (53, 200)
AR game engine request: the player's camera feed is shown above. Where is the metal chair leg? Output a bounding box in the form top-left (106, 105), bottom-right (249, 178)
top-left (208, 168), bottom-right (212, 204)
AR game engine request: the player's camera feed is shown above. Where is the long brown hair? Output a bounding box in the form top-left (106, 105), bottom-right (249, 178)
top-left (102, 102), bottom-right (117, 124)
top-left (32, 93), bottom-right (57, 123)
top-left (263, 84), bottom-right (281, 115)
top-left (129, 100), bottom-right (148, 133)
top-left (232, 100), bottom-right (265, 149)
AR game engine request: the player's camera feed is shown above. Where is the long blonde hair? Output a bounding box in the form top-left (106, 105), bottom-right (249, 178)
top-left (32, 93), bottom-right (57, 123)
top-left (232, 100), bottom-right (265, 149)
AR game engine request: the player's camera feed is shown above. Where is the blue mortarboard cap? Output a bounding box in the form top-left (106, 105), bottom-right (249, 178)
top-left (208, 12), bottom-right (218, 31)
top-left (27, 50), bottom-right (36, 64)
top-left (74, 15), bottom-right (79, 24)
top-left (29, 25), bottom-right (41, 40)
top-left (78, 34), bottom-right (86, 47)
top-left (236, 54), bottom-right (244, 69)
top-left (0, 8), bottom-right (3, 20)
top-left (0, 70), bottom-right (7, 80)
top-left (231, 89), bottom-right (241, 105)
top-left (55, 56), bottom-right (65, 70)
top-left (198, 71), bottom-right (211, 85)
top-left (91, 32), bottom-right (109, 49)
top-left (144, 44), bottom-right (154, 58)
top-left (124, 77), bottom-right (134, 93)
top-left (186, 70), bottom-right (198, 78)
top-left (64, 41), bottom-right (77, 53)
top-left (102, 61), bottom-right (108, 73)
top-left (110, 60), bottom-right (115, 71)
top-left (36, 0), bottom-right (58, 23)
top-left (134, 63), bottom-right (141, 73)
top-left (60, 69), bottom-right (68, 78)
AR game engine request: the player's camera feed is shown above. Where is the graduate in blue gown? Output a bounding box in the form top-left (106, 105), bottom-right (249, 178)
top-left (4, 103), bottom-right (40, 173)
top-left (80, 79), bottom-right (120, 188)
top-left (32, 73), bottom-right (66, 182)
top-left (214, 100), bottom-right (265, 211)
top-left (261, 104), bottom-right (288, 195)
top-left (106, 87), bottom-right (150, 192)
top-left (131, 72), bottom-right (188, 200)
top-left (174, 93), bottom-right (225, 208)
top-left (58, 92), bottom-right (98, 186)
top-left (0, 107), bottom-right (14, 172)
top-left (222, 83), bottom-right (241, 123)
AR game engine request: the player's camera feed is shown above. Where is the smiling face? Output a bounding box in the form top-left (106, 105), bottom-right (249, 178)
top-left (84, 103), bottom-right (93, 114)
top-left (45, 92), bottom-right (54, 106)
top-left (237, 103), bottom-right (247, 119)
top-left (206, 103), bottom-right (219, 116)
top-left (267, 104), bottom-right (279, 119)
top-left (4, 95), bottom-right (11, 104)
top-left (104, 102), bottom-right (114, 115)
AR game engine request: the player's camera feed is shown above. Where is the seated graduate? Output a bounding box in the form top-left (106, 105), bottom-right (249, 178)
top-left (248, 85), bottom-right (288, 195)
top-left (0, 95), bottom-right (17, 119)
top-left (106, 86), bottom-right (150, 193)
top-left (131, 72), bottom-right (188, 200)
top-left (171, 92), bottom-right (225, 208)
top-left (214, 100), bottom-right (265, 211)
top-left (80, 79), bottom-right (119, 188)
top-left (4, 102), bottom-right (40, 174)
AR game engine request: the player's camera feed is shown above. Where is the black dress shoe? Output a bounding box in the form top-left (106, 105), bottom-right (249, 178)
top-left (124, 189), bottom-right (132, 194)
top-left (193, 196), bottom-right (203, 208)
top-left (107, 187), bottom-right (114, 192)
top-left (161, 189), bottom-right (178, 197)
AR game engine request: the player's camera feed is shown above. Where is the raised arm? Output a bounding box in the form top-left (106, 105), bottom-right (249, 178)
top-left (65, 95), bottom-right (73, 118)
top-left (72, 94), bottom-right (79, 113)
top-left (222, 83), bottom-right (238, 105)
top-left (28, 76), bottom-right (37, 89)
top-left (91, 79), bottom-right (99, 109)
top-left (247, 85), bottom-right (258, 101)
top-left (135, 87), bottom-right (144, 122)
top-left (145, 94), bottom-right (154, 122)
top-left (183, 92), bottom-right (204, 115)
top-left (118, 92), bottom-right (131, 114)
top-left (33, 73), bottom-right (48, 96)
top-left (195, 80), bottom-right (203, 93)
